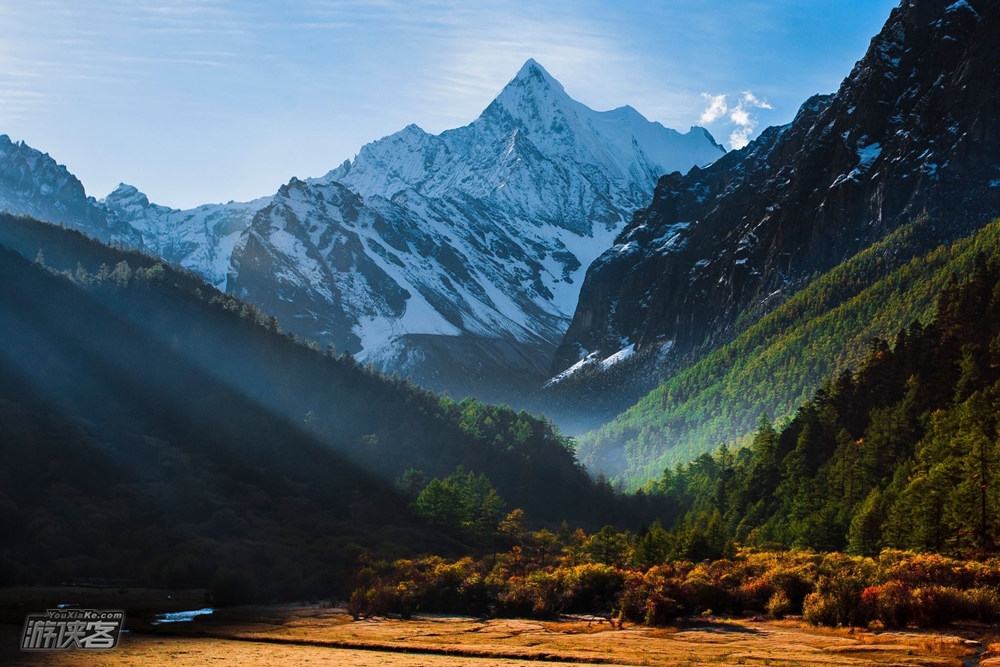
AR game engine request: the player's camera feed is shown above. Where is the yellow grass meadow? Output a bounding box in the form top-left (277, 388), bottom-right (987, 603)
top-left (2, 602), bottom-right (994, 667)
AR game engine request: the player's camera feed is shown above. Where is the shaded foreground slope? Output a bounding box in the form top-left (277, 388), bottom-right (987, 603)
top-left (0, 214), bottom-right (624, 595)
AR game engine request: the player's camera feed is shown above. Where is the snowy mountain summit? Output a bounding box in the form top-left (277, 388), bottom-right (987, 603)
top-left (227, 59), bottom-right (724, 398)
top-left (0, 60), bottom-right (724, 402)
top-left (326, 59), bottom-right (722, 233)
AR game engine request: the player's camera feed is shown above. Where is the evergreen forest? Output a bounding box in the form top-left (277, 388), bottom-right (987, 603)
top-left (7, 211), bottom-right (1000, 630)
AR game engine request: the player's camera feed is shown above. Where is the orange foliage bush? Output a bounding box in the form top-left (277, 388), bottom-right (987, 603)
top-left (346, 544), bottom-right (1000, 628)
top-left (860, 581), bottom-right (913, 629)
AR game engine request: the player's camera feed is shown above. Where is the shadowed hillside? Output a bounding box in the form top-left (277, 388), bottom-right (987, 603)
top-left (0, 213), bottom-right (629, 598)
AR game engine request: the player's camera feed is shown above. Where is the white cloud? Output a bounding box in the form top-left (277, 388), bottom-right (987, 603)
top-left (700, 90), bottom-right (773, 149)
top-left (699, 93), bottom-right (728, 124)
top-left (729, 106), bottom-right (750, 127)
top-left (740, 91), bottom-right (773, 110)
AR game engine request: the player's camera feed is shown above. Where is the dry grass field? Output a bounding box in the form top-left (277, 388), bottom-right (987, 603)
top-left (1, 599), bottom-right (995, 666)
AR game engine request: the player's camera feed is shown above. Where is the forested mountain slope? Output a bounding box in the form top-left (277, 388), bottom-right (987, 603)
top-left (642, 246), bottom-right (1000, 557)
top-left (580, 216), bottom-right (1000, 484)
top-left (0, 213), bottom-right (623, 594)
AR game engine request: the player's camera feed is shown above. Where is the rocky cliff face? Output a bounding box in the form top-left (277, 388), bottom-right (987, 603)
top-left (0, 136), bottom-right (272, 289)
top-left (555, 0), bottom-right (1000, 376)
top-left (0, 135), bottom-right (110, 241)
top-left (104, 184), bottom-right (270, 289)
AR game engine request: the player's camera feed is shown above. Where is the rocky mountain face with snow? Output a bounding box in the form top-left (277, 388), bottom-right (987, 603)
top-left (104, 184), bottom-right (270, 289)
top-left (226, 59), bottom-right (724, 398)
top-left (0, 135), bottom-right (110, 241)
top-left (0, 60), bottom-right (723, 401)
top-left (554, 0), bottom-right (1000, 382)
top-left (0, 136), bottom-right (271, 289)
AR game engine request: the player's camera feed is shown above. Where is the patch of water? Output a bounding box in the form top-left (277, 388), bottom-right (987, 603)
top-left (153, 607), bottom-right (214, 625)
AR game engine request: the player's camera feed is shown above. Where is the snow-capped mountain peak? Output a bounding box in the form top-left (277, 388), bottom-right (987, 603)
top-left (104, 182), bottom-right (149, 206)
top-left (0, 60), bottom-right (726, 403)
top-left (489, 58), bottom-right (573, 125)
top-left (238, 59), bottom-right (727, 398)
top-left (556, 0), bottom-right (1000, 385)
top-left (326, 59), bottom-right (724, 232)
top-left (514, 57), bottom-right (559, 85)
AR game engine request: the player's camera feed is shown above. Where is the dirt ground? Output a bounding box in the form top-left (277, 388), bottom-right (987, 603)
top-left (1, 601), bottom-right (995, 666)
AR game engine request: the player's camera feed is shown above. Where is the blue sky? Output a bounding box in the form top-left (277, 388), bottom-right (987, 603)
top-left (2, 0), bottom-right (898, 209)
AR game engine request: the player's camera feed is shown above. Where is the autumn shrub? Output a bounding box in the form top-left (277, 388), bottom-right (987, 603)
top-left (803, 570), bottom-right (869, 626)
top-left (733, 549), bottom-right (818, 614)
top-left (526, 569), bottom-right (562, 617)
top-left (390, 580), bottom-right (420, 619)
top-left (494, 574), bottom-right (532, 616)
top-left (766, 566), bottom-right (815, 613)
top-left (347, 584), bottom-right (391, 619)
top-left (346, 557), bottom-right (486, 619)
top-left (736, 576), bottom-right (775, 613)
top-left (964, 586), bottom-right (1000, 623)
top-left (684, 563), bottom-right (733, 614)
top-left (616, 566), bottom-right (691, 626)
top-left (420, 556), bottom-right (478, 612)
top-left (346, 543), bottom-right (1000, 630)
top-left (644, 586), bottom-right (682, 626)
top-left (880, 552), bottom-right (973, 589)
top-left (860, 581), bottom-right (913, 629)
top-left (492, 570), bottom-right (562, 618)
top-left (966, 558), bottom-right (1000, 588)
top-left (559, 563), bottom-right (624, 613)
top-left (375, 559), bottom-right (439, 618)
top-left (347, 559), bottom-right (391, 619)
top-left (457, 570), bottom-right (493, 617)
top-left (714, 560), bottom-right (760, 614)
top-left (802, 591), bottom-right (835, 626)
top-left (911, 586), bottom-right (970, 628)
top-left (616, 570), bottom-right (649, 624)
top-left (816, 551), bottom-right (863, 578)
top-left (739, 549), bottom-right (780, 573)
top-left (766, 590), bottom-right (791, 619)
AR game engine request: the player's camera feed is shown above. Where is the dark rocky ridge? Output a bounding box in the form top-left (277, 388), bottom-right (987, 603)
top-left (555, 0), bottom-right (1000, 374)
top-left (0, 135), bottom-right (111, 241)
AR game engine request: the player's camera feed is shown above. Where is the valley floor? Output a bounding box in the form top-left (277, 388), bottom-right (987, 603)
top-left (2, 603), bottom-right (995, 666)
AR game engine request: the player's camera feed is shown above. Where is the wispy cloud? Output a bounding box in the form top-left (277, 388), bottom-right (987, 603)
top-left (699, 90), bottom-right (773, 149)
top-left (0, 87), bottom-right (46, 124)
top-left (376, 0), bottom-right (632, 130)
top-left (0, 0), bottom-right (895, 209)
top-left (699, 93), bottom-right (728, 124)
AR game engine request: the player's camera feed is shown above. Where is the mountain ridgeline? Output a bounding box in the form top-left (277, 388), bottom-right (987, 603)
top-left (0, 60), bottom-right (724, 406)
top-left (558, 0), bottom-right (999, 370)
top-left (554, 0), bottom-right (1000, 460)
top-left (0, 213), bottom-right (630, 594)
